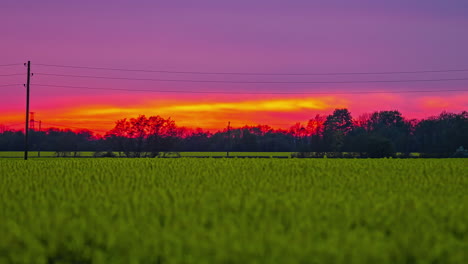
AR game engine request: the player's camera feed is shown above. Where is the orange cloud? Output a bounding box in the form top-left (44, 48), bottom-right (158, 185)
top-left (419, 95), bottom-right (468, 109)
top-left (49, 96), bottom-right (346, 131)
top-left (161, 97), bottom-right (335, 112)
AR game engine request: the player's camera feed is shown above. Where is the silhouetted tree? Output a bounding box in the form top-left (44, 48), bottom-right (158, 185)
top-left (307, 114), bottom-right (327, 152)
top-left (1, 110), bottom-right (467, 157)
top-left (323, 109), bottom-right (354, 152)
top-left (367, 110), bottom-right (411, 153)
top-left (106, 115), bottom-right (178, 157)
top-left (414, 111), bottom-right (468, 154)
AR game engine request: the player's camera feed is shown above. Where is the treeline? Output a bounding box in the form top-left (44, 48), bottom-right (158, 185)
top-left (1, 109), bottom-right (467, 157)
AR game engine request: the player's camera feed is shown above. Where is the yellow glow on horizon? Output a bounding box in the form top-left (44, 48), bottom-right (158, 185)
top-left (158, 97), bottom-right (343, 112)
top-left (23, 96), bottom-right (345, 132)
top-left (3, 92), bottom-right (465, 134)
top-left (62, 97), bottom-right (346, 117)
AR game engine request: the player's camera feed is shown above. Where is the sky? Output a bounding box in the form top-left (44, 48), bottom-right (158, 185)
top-left (1, 0), bottom-right (468, 133)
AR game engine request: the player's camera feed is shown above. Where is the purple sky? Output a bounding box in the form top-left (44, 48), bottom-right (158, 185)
top-left (1, 0), bottom-right (468, 131)
top-left (3, 0), bottom-right (468, 71)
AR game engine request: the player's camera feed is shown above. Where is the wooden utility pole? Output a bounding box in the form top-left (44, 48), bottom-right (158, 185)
top-left (24, 61), bottom-right (31, 160)
top-left (227, 121), bottom-right (231, 157)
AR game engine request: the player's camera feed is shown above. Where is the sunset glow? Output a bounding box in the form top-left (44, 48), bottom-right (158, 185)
top-left (1, 92), bottom-right (467, 134)
top-left (1, 0), bottom-right (467, 133)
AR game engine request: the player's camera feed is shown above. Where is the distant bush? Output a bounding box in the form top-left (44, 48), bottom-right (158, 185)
top-left (452, 146), bottom-right (468, 158)
top-left (55, 151), bottom-right (81, 157)
top-left (291, 152), bottom-right (361, 158)
top-left (419, 153), bottom-right (451, 158)
top-left (367, 136), bottom-right (395, 158)
top-left (93, 151), bottom-right (117, 158)
top-left (291, 152), bottom-right (311, 158)
top-left (159, 152), bottom-right (181, 158)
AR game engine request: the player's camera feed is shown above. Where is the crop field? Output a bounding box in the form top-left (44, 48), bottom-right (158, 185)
top-left (0, 159), bottom-right (467, 263)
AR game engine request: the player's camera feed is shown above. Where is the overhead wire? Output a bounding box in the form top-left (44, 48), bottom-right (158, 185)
top-left (0, 73), bottom-right (23, 77)
top-left (40, 122), bottom-right (109, 133)
top-left (35, 63), bottom-right (468, 76)
top-left (34, 84), bottom-right (468, 95)
top-left (1, 121), bottom-right (109, 133)
top-left (33, 72), bottom-right (468, 84)
top-left (2, 122), bottom-right (24, 127)
top-left (0, 84), bottom-right (22, 87)
top-left (0, 64), bottom-right (20, 67)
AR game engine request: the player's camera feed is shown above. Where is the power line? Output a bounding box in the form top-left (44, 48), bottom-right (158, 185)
top-left (34, 72), bottom-right (468, 84)
top-left (35, 63), bottom-right (468, 76)
top-left (2, 120), bottom-right (107, 131)
top-left (0, 84), bottom-right (22, 87)
top-left (34, 84), bottom-right (468, 95)
top-left (2, 121), bottom-right (108, 133)
top-left (2, 122), bottom-right (24, 127)
top-left (0, 64), bottom-right (20, 67)
top-left (0, 73), bottom-right (23, 77)
top-left (40, 122), bottom-right (109, 133)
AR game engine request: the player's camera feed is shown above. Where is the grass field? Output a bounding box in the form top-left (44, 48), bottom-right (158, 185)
top-left (0, 159), bottom-right (467, 263)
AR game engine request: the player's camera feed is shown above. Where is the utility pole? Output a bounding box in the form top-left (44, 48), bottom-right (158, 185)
top-left (227, 121), bottom-right (231, 157)
top-left (24, 61), bottom-right (31, 160)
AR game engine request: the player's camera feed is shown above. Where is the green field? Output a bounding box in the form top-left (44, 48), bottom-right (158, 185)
top-left (0, 151), bottom-right (89, 158)
top-left (0, 159), bottom-right (467, 263)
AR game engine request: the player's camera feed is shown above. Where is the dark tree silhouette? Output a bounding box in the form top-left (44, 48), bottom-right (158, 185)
top-left (367, 110), bottom-right (410, 153)
top-left (1, 110), bottom-right (466, 157)
top-left (323, 109), bottom-right (354, 152)
top-left (106, 115), bottom-right (178, 157)
top-left (414, 111), bottom-right (468, 154)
